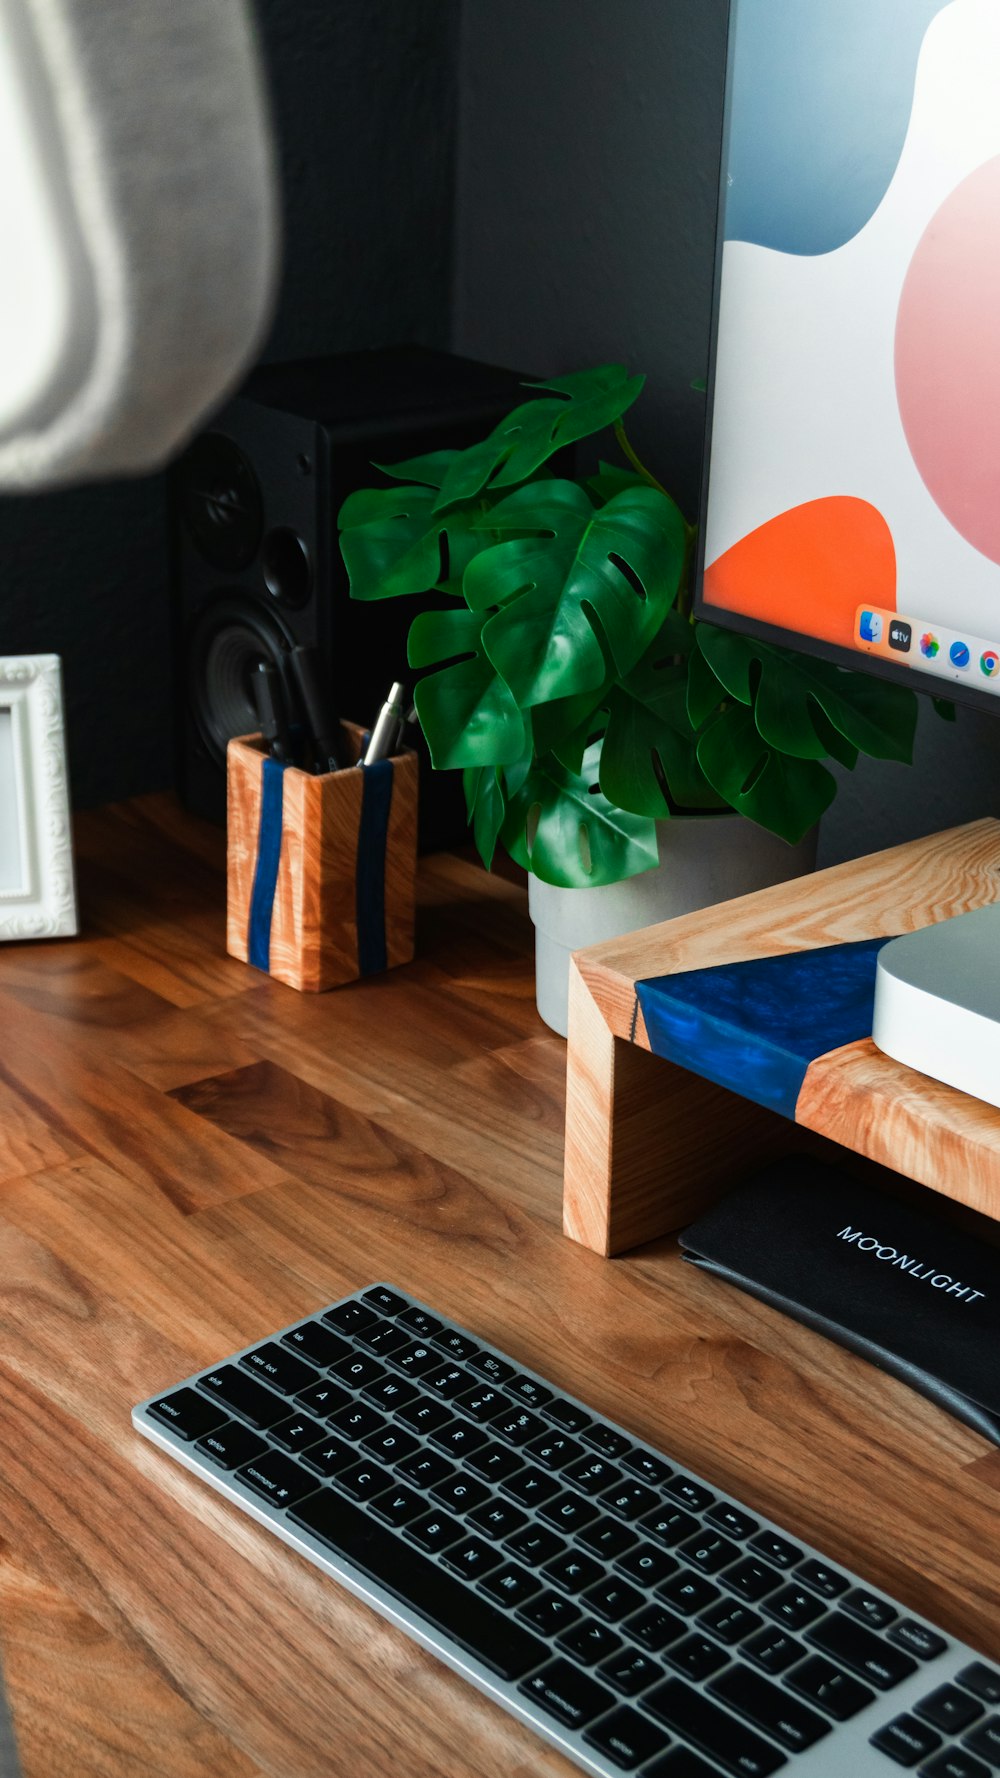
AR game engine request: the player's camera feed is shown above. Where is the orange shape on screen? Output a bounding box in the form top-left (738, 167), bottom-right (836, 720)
top-left (704, 497), bottom-right (896, 649)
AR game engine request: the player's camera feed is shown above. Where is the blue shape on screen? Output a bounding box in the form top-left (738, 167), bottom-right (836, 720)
top-left (635, 937), bottom-right (889, 1120)
top-left (725, 0), bottom-right (952, 256)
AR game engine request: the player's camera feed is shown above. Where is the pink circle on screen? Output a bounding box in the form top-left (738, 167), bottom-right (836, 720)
top-left (895, 155), bottom-right (1000, 566)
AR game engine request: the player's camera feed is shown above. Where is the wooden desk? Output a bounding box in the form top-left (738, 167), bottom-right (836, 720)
top-left (0, 796), bottom-right (998, 1778)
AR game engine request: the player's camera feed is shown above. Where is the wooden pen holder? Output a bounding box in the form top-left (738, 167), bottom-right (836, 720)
top-left (226, 725), bottom-right (418, 991)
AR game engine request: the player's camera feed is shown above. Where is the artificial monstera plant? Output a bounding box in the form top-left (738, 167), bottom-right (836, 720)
top-left (338, 365), bottom-right (929, 888)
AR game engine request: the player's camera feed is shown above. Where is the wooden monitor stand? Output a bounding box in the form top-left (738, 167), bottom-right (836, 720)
top-left (563, 818), bottom-right (1000, 1257)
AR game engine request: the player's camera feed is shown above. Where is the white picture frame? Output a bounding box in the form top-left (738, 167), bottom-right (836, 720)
top-left (0, 654), bottom-right (77, 940)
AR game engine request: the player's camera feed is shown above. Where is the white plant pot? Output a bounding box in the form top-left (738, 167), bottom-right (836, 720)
top-left (528, 814), bottom-right (818, 1037)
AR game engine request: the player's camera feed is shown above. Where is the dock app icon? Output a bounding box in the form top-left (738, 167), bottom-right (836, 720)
top-left (888, 619), bottom-right (912, 652)
top-left (859, 610), bottom-right (883, 643)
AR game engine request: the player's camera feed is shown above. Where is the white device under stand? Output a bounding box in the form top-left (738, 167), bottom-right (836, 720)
top-left (873, 905), bottom-right (1000, 1110)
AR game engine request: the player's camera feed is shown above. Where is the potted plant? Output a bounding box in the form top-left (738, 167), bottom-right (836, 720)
top-left (338, 366), bottom-right (925, 1034)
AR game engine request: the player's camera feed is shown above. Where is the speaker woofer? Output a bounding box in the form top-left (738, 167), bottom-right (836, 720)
top-left (187, 593), bottom-right (293, 765)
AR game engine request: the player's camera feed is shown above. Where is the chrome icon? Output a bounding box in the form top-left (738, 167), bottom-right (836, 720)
top-left (982, 650), bottom-right (1000, 678)
top-left (920, 632), bottom-right (940, 658)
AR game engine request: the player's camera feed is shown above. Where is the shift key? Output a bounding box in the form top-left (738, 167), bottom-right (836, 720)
top-left (197, 1365), bottom-right (289, 1430)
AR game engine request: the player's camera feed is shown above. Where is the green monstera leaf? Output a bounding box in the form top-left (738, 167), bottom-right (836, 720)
top-left (408, 608), bottom-right (524, 770)
top-left (467, 481), bottom-right (688, 710)
top-left (462, 765), bottom-right (507, 869)
top-left (598, 649), bottom-right (723, 818)
top-left (432, 366), bottom-right (644, 512)
top-left (501, 742), bottom-right (659, 888)
top-left (697, 704), bottom-right (836, 843)
top-left (339, 484), bottom-right (490, 601)
top-left (696, 624), bottom-right (917, 766)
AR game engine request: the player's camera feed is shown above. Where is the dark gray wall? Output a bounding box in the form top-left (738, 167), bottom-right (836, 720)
top-left (0, 0), bottom-right (460, 810)
top-left (452, 0), bottom-right (1000, 865)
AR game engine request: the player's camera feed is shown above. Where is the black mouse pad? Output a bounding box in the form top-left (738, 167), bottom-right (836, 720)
top-left (679, 1159), bottom-right (1000, 1444)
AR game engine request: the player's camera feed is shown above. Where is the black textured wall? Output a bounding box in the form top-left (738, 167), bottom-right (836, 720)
top-left (0, 0), bottom-right (460, 809)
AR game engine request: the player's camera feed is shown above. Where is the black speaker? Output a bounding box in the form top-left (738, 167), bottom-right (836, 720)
top-left (171, 346), bottom-right (529, 849)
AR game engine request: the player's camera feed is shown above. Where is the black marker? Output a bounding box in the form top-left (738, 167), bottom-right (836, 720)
top-left (289, 644), bottom-right (342, 774)
top-left (252, 660), bottom-right (293, 764)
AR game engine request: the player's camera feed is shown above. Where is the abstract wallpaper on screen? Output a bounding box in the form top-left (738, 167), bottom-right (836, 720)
top-left (704, 0), bottom-right (1000, 651)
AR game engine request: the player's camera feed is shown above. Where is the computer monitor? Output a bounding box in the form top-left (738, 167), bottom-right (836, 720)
top-left (695, 0), bottom-right (1000, 721)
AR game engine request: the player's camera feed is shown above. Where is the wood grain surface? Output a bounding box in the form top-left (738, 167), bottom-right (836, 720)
top-left (2, 795), bottom-right (1000, 1778)
top-left (566, 818), bottom-right (1000, 1253)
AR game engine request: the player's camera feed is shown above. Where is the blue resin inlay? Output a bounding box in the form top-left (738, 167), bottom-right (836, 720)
top-left (636, 936), bottom-right (889, 1120)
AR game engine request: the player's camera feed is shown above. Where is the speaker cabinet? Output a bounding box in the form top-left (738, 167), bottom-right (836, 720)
top-left (171, 346), bottom-right (528, 849)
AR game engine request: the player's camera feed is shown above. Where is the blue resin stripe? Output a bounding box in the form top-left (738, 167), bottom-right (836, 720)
top-left (247, 756), bottom-right (285, 972)
top-left (356, 758), bottom-right (393, 976)
top-left (635, 936), bottom-right (890, 1120)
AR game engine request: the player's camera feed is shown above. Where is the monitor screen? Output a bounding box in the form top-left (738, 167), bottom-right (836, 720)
top-left (695, 0), bottom-right (1000, 717)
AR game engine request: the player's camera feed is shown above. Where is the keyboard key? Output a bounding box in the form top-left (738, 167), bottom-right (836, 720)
top-left (494, 1408), bottom-right (547, 1447)
top-left (505, 1525), bottom-right (565, 1567)
top-left (602, 1481), bottom-right (660, 1522)
top-left (622, 1447), bottom-right (673, 1488)
top-left (922, 1750), bottom-right (992, 1778)
top-left (518, 1591), bottom-right (583, 1636)
top-left (330, 1353), bottom-right (385, 1391)
top-left (394, 1393), bottom-right (453, 1435)
top-left (889, 1619), bottom-right (949, 1661)
top-left (664, 1634), bottom-right (729, 1683)
top-left (397, 1307), bottom-right (443, 1339)
top-left (580, 1517), bottom-right (639, 1561)
top-left (808, 1612), bottom-right (917, 1689)
top-left (360, 1426), bottom-right (421, 1466)
top-left (430, 1328), bottom-right (479, 1361)
top-left (743, 1628), bottom-right (805, 1676)
top-left (197, 1366), bottom-right (288, 1430)
top-left (430, 1475), bottom-right (490, 1515)
top-left (443, 1537), bottom-right (504, 1581)
top-left (664, 1475), bottom-right (715, 1513)
top-left (917, 1686), bottom-right (983, 1734)
top-left (385, 1342), bottom-right (439, 1379)
top-left (711, 1661), bottom-right (831, 1753)
top-left (749, 1532), bottom-right (802, 1571)
top-left (430, 1420), bottom-right (489, 1461)
top-left (466, 1441), bottom-right (524, 1484)
top-left (959, 1664), bottom-right (1000, 1707)
top-left (519, 1658), bottom-right (615, 1731)
top-left (640, 1506), bottom-right (699, 1549)
top-left (678, 1531), bottom-right (740, 1576)
top-left (503, 1465), bottom-right (561, 1509)
top-left (362, 1287), bottom-right (408, 1315)
top-left (281, 1321), bottom-right (352, 1368)
top-left (301, 1435), bottom-right (356, 1479)
top-left (466, 1351), bottom-right (515, 1385)
top-left (707, 1504), bottom-right (759, 1540)
top-left (645, 1675), bottom-right (787, 1776)
top-left (361, 1375), bottom-right (417, 1412)
top-left (763, 1584), bottom-right (827, 1632)
top-left (507, 1376), bottom-right (552, 1411)
top-left (237, 1450), bottom-right (316, 1508)
top-left (644, 1750), bottom-right (721, 1778)
top-left (842, 1587), bottom-right (898, 1632)
top-left (538, 1491), bottom-right (600, 1534)
top-left (699, 1598), bottom-right (762, 1646)
top-left (582, 1425), bottom-right (633, 1460)
top-left (396, 1449), bottom-right (454, 1489)
top-left (468, 1498), bottom-right (528, 1541)
top-left (241, 1342), bottom-right (319, 1395)
top-left (355, 1323), bottom-right (409, 1358)
top-left (481, 1563), bottom-right (541, 1610)
top-left (543, 1398), bottom-right (593, 1435)
top-left (271, 1413), bottom-right (327, 1454)
top-left (616, 1543), bottom-right (679, 1588)
top-left (543, 1550), bottom-right (604, 1595)
top-left (580, 1576), bottom-right (644, 1625)
top-left (296, 1379), bottom-right (354, 1419)
top-left (291, 1490), bottom-right (551, 1682)
top-left (963, 1717), bottom-right (1000, 1764)
top-left (195, 1420), bottom-right (267, 1469)
top-left (583, 1702), bottom-right (671, 1770)
top-left (424, 1364), bottom-right (472, 1400)
top-left (598, 1646), bottom-right (664, 1698)
top-left (525, 1430), bottom-right (583, 1471)
top-left (370, 1485), bottom-right (425, 1528)
top-left (786, 1654), bottom-right (873, 1719)
top-left (334, 1460), bottom-right (392, 1501)
top-left (149, 1387), bottom-right (225, 1441)
top-left (407, 1511), bottom-right (463, 1553)
top-left (869, 1712), bottom-right (943, 1765)
top-left (454, 1385), bottom-right (512, 1423)
top-left (328, 1402), bottom-right (384, 1442)
top-left (624, 1603), bottom-right (686, 1653)
top-left (658, 1569), bottom-right (720, 1617)
top-left (322, 1300), bottom-right (378, 1335)
top-left (558, 1618), bottom-right (623, 1665)
top-left (795, 1559), bottom-right (849, 1601)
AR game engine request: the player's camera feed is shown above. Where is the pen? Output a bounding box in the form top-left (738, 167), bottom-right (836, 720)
top-left (289, 644), bottom-right (343, 773)
top-left (252, 660), bottom-right (293, 765)
top-left (362, 682), bottom-right (407, 766)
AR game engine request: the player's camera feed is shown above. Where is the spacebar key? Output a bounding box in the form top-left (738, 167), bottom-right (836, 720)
top-left (289, 1489), bottom-right (548, 1682)
top-left (646, 1676), bottom-right (787, 1776)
